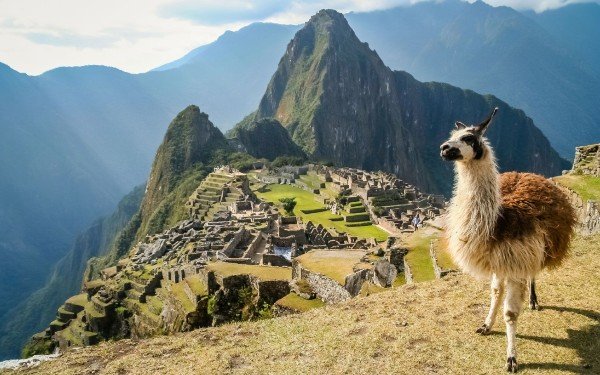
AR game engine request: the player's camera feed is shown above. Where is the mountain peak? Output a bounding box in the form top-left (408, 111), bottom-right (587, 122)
top-left (304, 9), bottom-right (358, 43)
top-left (308, 9), bottom-right (347, 25)
top-left (138, 105), bottom-right (229, 234)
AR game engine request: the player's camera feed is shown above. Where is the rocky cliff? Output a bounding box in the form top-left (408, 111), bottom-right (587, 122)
top-left (254, 9), bottom-right (568, 194)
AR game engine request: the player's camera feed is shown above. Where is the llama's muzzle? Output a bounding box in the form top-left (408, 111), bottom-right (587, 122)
top-left (440, 143), bottom-right (461, 160)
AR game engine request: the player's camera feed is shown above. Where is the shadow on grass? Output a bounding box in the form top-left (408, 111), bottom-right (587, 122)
top-left (518, 306), bottom-right (599, 373)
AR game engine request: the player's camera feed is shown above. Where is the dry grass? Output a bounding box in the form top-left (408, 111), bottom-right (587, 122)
top-left (206, 262), bottom-right (292, 281)
top-left (295, 250), bottom-right (368, 284)
top-left (11, 234), bottom-right (600, 375)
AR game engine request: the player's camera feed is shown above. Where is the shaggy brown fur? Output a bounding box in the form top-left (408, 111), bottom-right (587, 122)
top-left (495, 172), bottom-right (576, 269)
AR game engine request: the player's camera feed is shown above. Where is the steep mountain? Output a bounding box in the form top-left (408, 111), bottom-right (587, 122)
top-left (345, 1), bottom-right (600, 157)
top-left (227, 118), bottom-right (306, 160)
top-left (0, 185), bottom-right (144, 359)
top-left (137, 105), bottom-right (232, 237)
top-left (253, 9), bottom-right (567, 194)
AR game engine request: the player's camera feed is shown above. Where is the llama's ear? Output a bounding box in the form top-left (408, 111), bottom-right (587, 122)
top-left (455, 121), bottom-right (467, 130)
top-left (474, 107), bottom-right (498, 135)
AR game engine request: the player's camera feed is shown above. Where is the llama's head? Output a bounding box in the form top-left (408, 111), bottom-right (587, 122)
top-left (440, 107), bottom-right (498, 162)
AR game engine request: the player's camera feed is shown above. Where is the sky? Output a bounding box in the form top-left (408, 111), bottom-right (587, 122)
top-left (0, 0), bottom-right (596, 75)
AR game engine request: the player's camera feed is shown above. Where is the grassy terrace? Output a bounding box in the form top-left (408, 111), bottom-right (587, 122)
top-left (185, 275), bottom-right (208, 296)
top-left (298, 171), bottom-right (324, 190)
top-left (206, 262), bottom-right (292, 281)
top-left (66, 293), bottom-right (88, 307)
top-left (295, 250), bottom-right (368, 284)
top-left (405, 227), bottom-right (455, 282)
top-left (554, 174), bottom-right (600, 202)
top-left (169, 282), bottom-right (195, 313)
top-left (255, 183), bottom-right (388, 241)
top-left (275, 293), bottom-right (325, 312)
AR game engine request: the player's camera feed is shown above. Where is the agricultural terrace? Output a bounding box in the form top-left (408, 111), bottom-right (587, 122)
top-left (254, 183), bottom-right (388, 241)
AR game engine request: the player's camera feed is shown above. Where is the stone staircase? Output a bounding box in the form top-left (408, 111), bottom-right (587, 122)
top-left (186, 172), bottom-right (237, 221)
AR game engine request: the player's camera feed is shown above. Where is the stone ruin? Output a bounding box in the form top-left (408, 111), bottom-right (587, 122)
top-left (572, 143), bottom-right (600, 177)
top-left (33, 163), bottom-right (450, 354)
top-left (312, 165), bottom-right (445, 234)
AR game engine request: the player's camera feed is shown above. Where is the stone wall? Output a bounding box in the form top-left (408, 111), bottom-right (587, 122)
top-left (556, 183), bottom-right (600, 236)
top-left (572, 144), bottom-right (600, 176)
top-left (404, 258), bottom-right (413, 284)
top-left (429, 241), bottom-right (443, 279)
top-left (221, 228), bottom-right (246, 257)
top-left (292, 261), bottom-right (351, 304)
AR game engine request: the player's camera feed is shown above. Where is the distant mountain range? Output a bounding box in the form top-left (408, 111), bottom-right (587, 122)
top-left (0, 1), bottom-right (598, 360)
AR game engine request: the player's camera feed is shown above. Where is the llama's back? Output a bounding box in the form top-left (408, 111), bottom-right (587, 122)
top-left (497, 172), bottom-right (576, 269)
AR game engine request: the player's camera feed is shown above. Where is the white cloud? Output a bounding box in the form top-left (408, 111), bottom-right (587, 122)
top-left (0, 0), bottom-right (246, 75)
top-left (0, 0), bottom-right (596, 75)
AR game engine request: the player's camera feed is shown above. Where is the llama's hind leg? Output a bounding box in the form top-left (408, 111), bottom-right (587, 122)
top-left (476, 274), bottom-right (504, 335)
top-left (529, 278), bottom-right (539, 310)
top-left (504, 278), bottom-right (527, 373)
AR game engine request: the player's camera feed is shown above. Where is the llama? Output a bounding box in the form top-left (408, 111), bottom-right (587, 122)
top-left (440, 107), bottom-right (576, 372)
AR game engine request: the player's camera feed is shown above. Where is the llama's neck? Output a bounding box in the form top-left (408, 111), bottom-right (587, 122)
top-left (448, 154), bottom-right (500, 243)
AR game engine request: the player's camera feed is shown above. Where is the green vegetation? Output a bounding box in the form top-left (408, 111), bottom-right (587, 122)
top-left (405, 232), bottom-right (436, 283)
top-left (228, 117), bottom-right (306, 161)
top-left (169, 282), bottom-right (196, 313)
top-left (295, 250), bottom-right (368, 284)
top-left (206, 263), bottom-right (292, 281)
top-left (371, 191), bottom-right (404, 207)
top-left (405, 228), bottom-right (454, 282)
top-left (185, 275), bottom-right (208, 296)
top-left (276, 293), bottom-right (325, 312)
top-left (358, 281), bottom-right (387, 297)
top-left (21, 336), bottom-right (54, 358)
top-left (299, 172), bottom-right (324, 190)
top-left (66, 293), bottom-right (88, 308)
top-left (271, 155), bottom-right (306, 167)
top-left (279, 197), bottom-right (297, 215)
top-left (255, 184), bottom-right (388, 241)
top-left (554, 174), bottom-right (600, 202)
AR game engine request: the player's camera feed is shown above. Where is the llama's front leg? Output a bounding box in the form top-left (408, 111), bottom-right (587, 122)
top-left (476, 273), bottom-right (504, 335)
top-left (504, 278), bottom-right (527, 373)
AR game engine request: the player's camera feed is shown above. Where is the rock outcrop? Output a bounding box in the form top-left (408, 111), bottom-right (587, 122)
top-left (228, 118), bottom-right (306, 161)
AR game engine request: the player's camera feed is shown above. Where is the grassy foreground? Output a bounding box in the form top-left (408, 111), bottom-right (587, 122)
top-left (10, 234), bottom-right (599, 374)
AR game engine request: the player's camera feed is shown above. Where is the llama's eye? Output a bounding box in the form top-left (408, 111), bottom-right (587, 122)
top-left (461, 135), bottom-right (476, 143)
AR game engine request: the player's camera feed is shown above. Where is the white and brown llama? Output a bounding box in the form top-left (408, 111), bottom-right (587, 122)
top-left (440, 107), bottom-right (576, 373)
